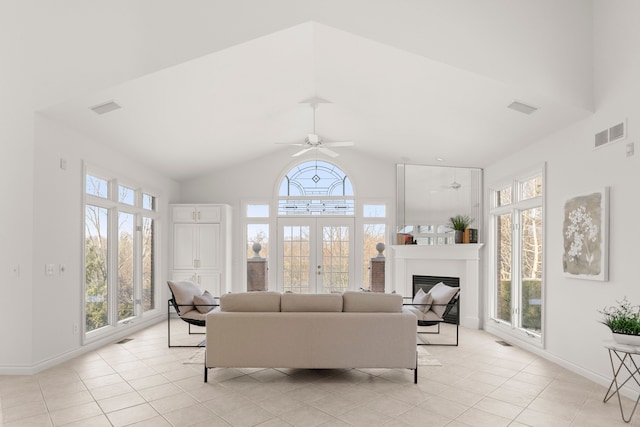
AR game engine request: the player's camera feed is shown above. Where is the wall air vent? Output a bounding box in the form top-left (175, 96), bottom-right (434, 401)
top-left (594, 120), bottom-right (627, 149)
top-left (609, 122), bottom-right (626, 141)
top-left (507, 101), bottom-right (538, 115)
top-left (90, 100), bottom-right (121, 115)
top-left (595, 130), bottom-right (609, 148)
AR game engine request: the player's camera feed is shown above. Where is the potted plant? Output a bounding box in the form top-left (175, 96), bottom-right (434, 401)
top-left (599, 297), bottom-right (640, 346)
top-left (449, 214), bottom-right (473, 244)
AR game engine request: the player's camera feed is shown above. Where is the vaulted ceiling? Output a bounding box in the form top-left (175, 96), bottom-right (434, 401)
top-left (39, 2), bottom-right (594, 181)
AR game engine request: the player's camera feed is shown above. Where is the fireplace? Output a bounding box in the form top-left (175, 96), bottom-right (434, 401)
top-left (389, 243), bottom-right (483, 329)
top-left (413, 275), bottom-right (459, 324)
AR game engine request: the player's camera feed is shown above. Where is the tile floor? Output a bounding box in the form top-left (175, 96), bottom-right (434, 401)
top-left (0, 320), bottom-right (638, 427)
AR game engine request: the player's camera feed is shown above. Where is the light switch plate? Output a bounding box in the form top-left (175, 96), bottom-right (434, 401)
top-left (45, 264), bottom-right (56, 276)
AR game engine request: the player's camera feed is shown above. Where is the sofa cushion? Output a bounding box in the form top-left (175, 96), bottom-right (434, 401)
top-left (429, 282), bottom-right (459, 318)
top-left (193, 290), bottom-right (216, 314)
top-left (342, 291), bottom-right (403, 313)
top-left (220, 291), bottom-right (281, 312)
top-left (412, 288), bottom-right (433, 313)
top-left (167, 280), bottom-right (201, 315)
top-left (281, 293), bottom-right (343, 312)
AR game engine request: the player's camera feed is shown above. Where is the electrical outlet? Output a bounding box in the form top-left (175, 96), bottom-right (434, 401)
top-left (627, 142), bottom-right (635, 157)
top-left (11, 264), bottom-right (20, 277)
top-left (73, 323), bottom-right (79, 335)
top-left (59, 264), bottom-right (66, 275)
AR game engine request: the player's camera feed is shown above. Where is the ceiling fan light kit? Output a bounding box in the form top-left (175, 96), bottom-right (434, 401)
top-left (279, 99), bottom-right (354, 157)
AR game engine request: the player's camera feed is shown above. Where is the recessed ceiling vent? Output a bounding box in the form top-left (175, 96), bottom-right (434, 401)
top-left (507, 101), bottom-right (538, 115)
top-left (595, 120), bottom-right (627, 148)
top-left (90, 100), bottom-right (121, 115)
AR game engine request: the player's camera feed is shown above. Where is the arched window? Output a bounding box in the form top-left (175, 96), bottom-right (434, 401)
top-left (278, 160), bottom-right (354, 215)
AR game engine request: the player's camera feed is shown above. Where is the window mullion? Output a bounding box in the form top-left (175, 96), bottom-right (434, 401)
top-left (512, 209), bottom-right (522, 330)
top-left (108, 206), bottom-right (119, 328)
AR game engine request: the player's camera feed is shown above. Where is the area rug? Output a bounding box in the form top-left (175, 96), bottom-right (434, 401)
top-left (417, 346), bottom-right (442, 366)
top-left (183, 348), bottom-right (205, 364)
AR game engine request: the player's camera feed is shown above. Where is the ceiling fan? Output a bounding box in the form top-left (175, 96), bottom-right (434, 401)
top-left (279, 99), bottom-right (354, 158)
top-left (440, 170), bottom-right (462, 190)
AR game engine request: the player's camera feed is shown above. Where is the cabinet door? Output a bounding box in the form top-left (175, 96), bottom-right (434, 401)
top-left (197, 271), bottom-right (222, 296)
top-left (173, 224), bottom-right (197, 269)
top-left (173, 206), bottom-right (196, 223)
top-left (197, 206), bottom-right (221, 223)
top-left (171, 271), bottom-right (197, 284)
top-left (197, 224), bottom-right (220, 270)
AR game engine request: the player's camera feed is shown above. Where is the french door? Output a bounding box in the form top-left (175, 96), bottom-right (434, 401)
top-left (277, 218), bottom-right (354, 293)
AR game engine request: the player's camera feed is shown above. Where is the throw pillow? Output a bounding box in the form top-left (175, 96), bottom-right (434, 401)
top-left (167, 280), bottom-right (201, 315)
top-left (429, 282), bottom-right (459, 318)
top-left (193, 290), bottom-right (216, 314)
top-left (412, 288), bottom-right (433, 313)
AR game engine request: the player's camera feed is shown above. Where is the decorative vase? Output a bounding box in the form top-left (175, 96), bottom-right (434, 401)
top-left (612, 332), bottom-right (640, 346)
top-left (454, 230), bottom-right (463, 244)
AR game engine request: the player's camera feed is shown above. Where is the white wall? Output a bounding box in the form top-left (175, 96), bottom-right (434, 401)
top-left (29, 114), bottom-right (180, 369)
top-left (180, 149), bottom-right (397, 292)
top-left (0, 1), bottom-right (37, 369)
top-left (484, 0), bottom-right (640, 385)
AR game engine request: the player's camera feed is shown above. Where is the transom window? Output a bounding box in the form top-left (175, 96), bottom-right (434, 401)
top-left (278, 161), bottom-right (354, 215)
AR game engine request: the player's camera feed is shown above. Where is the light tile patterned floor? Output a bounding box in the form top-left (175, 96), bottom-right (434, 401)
top-left (1, 320), bottom-right (638, 426)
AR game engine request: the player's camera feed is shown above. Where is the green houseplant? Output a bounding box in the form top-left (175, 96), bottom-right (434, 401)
top-left (600, 298), bottom-right (640, 345)
top-left (449, 214), bottom-right (473, 244)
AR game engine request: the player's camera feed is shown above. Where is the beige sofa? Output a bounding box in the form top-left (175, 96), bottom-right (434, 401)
top-left (205, 291), bottom-right (418, 383)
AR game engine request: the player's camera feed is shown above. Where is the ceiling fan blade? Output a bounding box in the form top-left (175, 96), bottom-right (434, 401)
top-left (322, 141), bottom-right (353, 147)
top-left (275, 142), bottom-right (306, 146)
top-left (318, 147), bottom-right (340, 157)
top-left (292, 147), bottom-right (314, 157)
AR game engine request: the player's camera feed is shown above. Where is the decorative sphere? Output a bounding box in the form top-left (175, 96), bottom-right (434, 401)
top-left (252, 242), bottom-right (262, 257)
top-left (376, 242), bottom-right (385, 257)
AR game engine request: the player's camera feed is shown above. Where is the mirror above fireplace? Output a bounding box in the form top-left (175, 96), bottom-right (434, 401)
top-left (396, 164), bottom-right (483, 244)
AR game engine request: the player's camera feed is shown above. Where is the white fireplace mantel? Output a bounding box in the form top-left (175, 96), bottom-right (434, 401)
top-left (389, 244), bottom-right (484, 329)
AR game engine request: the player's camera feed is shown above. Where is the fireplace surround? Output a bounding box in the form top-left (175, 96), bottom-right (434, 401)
top-left (389, 243), bottom-right (483, 329)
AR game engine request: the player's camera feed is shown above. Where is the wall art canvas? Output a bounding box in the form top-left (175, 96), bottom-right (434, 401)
top-left (562, 187), bottom-right (609, 281)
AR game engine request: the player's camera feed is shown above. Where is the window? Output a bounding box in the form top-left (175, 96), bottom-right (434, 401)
top-left (84, 168), bottom-right (159, 341)
top-left (278, 160), bottom-right (354, 215)
top-left (490, 167), bottom-right (544, 344)
top-left (244, 203), bottom-right (271, 291)
top-left (362, 204), bottom-right (387, 289)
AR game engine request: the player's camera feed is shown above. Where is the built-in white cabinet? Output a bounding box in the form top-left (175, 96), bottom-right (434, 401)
top-left (173, 223), bottom-right (220, 270)
top-left (172, 205), bottom-right (222, 223)
top-left (170, 204), bottom-right (231, 296)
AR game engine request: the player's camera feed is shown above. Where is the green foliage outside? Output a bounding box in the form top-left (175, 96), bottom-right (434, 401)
top-left (497, 279), bottom-right (541, 333)
top-left (85, 236), bottom-right (107, 331)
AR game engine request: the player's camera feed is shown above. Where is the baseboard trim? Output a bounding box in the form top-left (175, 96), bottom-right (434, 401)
top-left (484, 323), bottom-right (619, 398)
top-left (0, 314), bottom-right (166, 375)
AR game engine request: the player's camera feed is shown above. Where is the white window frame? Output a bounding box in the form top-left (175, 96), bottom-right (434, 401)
top-left (241, 200), bottom-right (275, 291)
top-left (358, 200), bottom-right (390, 290)
top-left (487, 164), bottom-right (546, 348)
top-left (82, 163), bottom-right (161, 344)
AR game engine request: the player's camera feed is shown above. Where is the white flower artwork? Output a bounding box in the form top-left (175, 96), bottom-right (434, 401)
top-left (562, 188), bottom-right (609, 281)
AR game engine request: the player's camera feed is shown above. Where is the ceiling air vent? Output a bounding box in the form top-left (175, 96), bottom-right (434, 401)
top-left (594, 120), bottom-right (627, 149)
top-left (507, 101), bottom-right (538, 115)
top-left (90, 100), bottom-right (121, 115)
